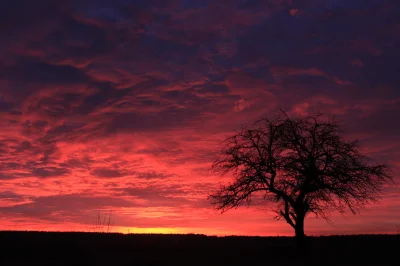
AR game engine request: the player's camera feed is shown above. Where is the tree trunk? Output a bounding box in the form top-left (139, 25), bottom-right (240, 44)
top-left (295, 215), bottom-right (309, 258)
top-left (295, 216), bottom-right (305, 236)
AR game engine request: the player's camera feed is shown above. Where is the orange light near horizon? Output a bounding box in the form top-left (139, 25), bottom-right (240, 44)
top-left (114, 226), bottom-right (245, 236)
top-left (116, 227), bottom-right (185, 234)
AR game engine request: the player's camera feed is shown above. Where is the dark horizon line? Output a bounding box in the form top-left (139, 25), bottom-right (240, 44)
top-left (0, 229), bottom-right (398, 238)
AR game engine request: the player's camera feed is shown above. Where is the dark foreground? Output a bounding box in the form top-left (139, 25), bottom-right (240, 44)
top-left (0, 231), bottom-right (398, 266)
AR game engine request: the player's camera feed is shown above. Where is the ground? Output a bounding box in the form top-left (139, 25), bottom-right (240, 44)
top-left (0, 231), bottom-right (398, 265)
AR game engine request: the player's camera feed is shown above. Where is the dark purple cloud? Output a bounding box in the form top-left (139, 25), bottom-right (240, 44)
top-left (91, 168), bottom-right (125, 178)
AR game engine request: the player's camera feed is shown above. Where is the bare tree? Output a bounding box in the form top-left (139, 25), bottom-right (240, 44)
top-left (209, 112), bottom-right (393, 247)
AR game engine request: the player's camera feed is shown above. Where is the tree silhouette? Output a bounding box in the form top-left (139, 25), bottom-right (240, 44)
top-left (209, 112), bottom-right (393, 248)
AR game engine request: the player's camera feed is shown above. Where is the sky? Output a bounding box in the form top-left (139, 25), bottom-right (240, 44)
top-left (0, 0), bottom-right (399, 236)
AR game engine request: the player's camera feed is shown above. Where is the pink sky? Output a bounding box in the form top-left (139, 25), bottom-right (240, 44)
top-left (0, 0), bottom-right (399, 236)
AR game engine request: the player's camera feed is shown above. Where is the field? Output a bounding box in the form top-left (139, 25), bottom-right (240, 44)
top-left (0, 231), bottom-right (398, 265)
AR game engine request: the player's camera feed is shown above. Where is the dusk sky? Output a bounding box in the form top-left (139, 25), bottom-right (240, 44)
top-left (0, 0), bottom-right (399, 236)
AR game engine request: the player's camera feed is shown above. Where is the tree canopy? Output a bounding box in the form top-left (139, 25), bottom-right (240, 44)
top-left (209, 112), bottom-right (393, 243)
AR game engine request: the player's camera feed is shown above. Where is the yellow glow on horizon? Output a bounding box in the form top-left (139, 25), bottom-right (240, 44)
top-left (114, 226), bottom-right (245, 236)
top-left (116, 227), bottom-right (186, 234)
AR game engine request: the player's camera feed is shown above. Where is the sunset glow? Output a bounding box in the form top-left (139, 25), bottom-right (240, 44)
top-left (0, 0), bottom-right (399, 236)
